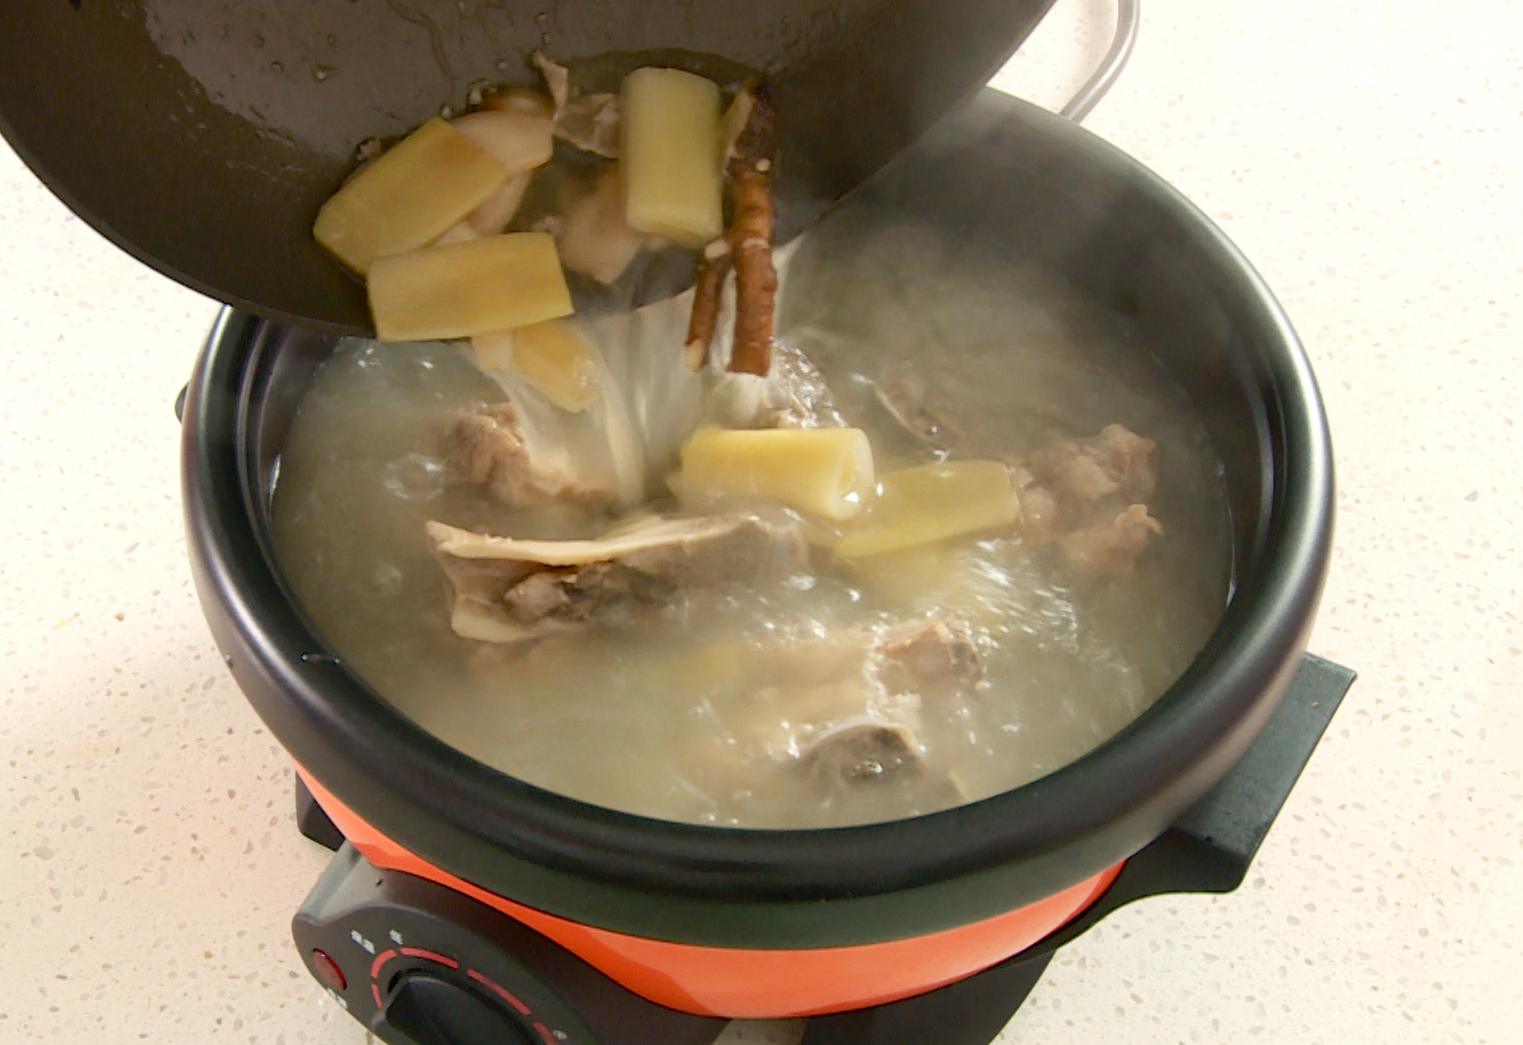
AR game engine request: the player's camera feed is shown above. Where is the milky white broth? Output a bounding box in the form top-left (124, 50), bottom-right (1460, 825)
top-left (269, 216), bottom-right (1232, 828)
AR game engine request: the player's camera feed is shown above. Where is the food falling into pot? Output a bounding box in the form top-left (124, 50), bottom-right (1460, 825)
top-left (311, 56), bottom-right (779, 381)
top-left (275, 54), bottom-right (1235, 829)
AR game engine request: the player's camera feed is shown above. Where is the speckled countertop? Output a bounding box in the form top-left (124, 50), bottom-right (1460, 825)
top-left (2, 2), bottom-right (1519, 1043)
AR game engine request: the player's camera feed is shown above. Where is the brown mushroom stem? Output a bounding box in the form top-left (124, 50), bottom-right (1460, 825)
top-left (724, 85), bottom-right (778, 376)
top-left (684, 240), bottom-right (733, 372)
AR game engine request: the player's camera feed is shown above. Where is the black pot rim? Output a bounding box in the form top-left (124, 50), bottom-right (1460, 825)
top-left (181, 92), bottom-right (1333, 949)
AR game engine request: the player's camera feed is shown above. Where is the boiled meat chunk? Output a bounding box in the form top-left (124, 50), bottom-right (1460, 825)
top-left (1058, 503), bottom-right (1164, 577)
top-left (447, 403), bottom-right (614, 510)
top-left (1028, 424), bottom-right (1159, 509)
top-left (426, 514), bottom-right (807, 643)
top-left (876, 617), bottom-right (983, 700)
top-left (1016, 424), bottom-right (1165, 575)
top-left (1010, 467), bottom-right (1060, 546)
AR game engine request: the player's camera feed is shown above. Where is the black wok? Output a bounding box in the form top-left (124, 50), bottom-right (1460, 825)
top-left (0, 0), bottom-right (1056, 335)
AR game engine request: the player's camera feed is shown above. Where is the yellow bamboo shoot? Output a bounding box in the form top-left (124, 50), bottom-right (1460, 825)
top-left (465, 171), bottom-right (534, 235)
top-left (470, 328), bottom-right (515, 371)
top-left (835, 460), bottom-right (1021, 559)
top-left (314, 118), bottom-right (507, 274)
top-left (670, 642), bottom-right (748, 693)
top-left (621, 68), bottom-right (723, 245)
top-left (450, 107), bottom-right (554, 175)
top-left (847, 545), bottom-right (1011, 632)
top-left (848, 544), bottom-right (954, 606)
top-left (368, 233), bottom-right (572, 343)
top-left (677, 427), bottom-right (874, 521)
top-left (508, 319), bottom-right (601, 413)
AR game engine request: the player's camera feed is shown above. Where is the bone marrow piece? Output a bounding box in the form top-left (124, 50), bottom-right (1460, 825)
top-left (745, 675), bottom-right (925, 785)
top-left (801, 715), bottom-right (924, 786)
top-left (804, 618), bottom-right (982, 787)
top-left (732, 616), bottom-right (983, 791)
top-left (426, 514), bottom-right (807, 644)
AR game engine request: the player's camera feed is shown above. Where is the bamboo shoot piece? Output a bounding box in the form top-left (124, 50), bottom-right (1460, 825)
top-left (470, 328), bottom-right (515, 371)
top-left (835, 460), bottom-right (1022, 559)
top-left (847, 544), bottom-right (955, 606)
top-left (671, 642), bottom-right (748, 693)
top-left (479, 86), bottom-right (556, 119)
top-left (847, 544), bottom-right (1011, 631)
top-left (677, 427), bottom-right (874, 521)
top-left (434, 223), bottom-right (482, 246)
top-left (480, 319), bottom-right (601, 413)
top-left (451, 101), bottom-right (554, 236)
top-left (451, 106), bottom-right (554, 174)
top-left (463, 171), bottom-right (533, 235)
top-left (369, 233), bottom-right (572, 343)
top-left (620, 68), bottom-right (723, 245)
top-left (314, 118), bottom-right (507, 274)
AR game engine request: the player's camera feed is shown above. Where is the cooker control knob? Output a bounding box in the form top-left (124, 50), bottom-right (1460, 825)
top-left (375, 972), bottom-right (536, 1045)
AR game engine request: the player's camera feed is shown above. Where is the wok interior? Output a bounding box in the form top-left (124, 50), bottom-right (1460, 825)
top-left (242, 92), bottom-right (1276, 775)
top-left (0, 0), bottom-right (1056, 333)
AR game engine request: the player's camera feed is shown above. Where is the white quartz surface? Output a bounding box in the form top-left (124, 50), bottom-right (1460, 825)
top-left (2, 1), bottom-right (1519, 1042)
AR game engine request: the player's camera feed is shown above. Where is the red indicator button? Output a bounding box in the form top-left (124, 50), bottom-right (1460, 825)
top-left (311, 949), bottom-right (347, 991)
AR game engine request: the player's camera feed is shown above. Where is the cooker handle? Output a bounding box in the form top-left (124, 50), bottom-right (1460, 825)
top-left (800, 653), bottom-right (1354, 1045)
top-left (1026, 651), bottom-right (1355, 956)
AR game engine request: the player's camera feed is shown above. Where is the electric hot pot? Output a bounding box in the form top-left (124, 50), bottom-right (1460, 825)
top-left (1, 4), bottom-right (1353, 1044)
top-left (176, 90), bottom-right (1348, 1044)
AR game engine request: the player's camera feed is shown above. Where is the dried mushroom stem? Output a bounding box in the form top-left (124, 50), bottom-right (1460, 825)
top-left (724, 84), bottom-right (778, 377)
top-left (684, 239), bottom-right (733, 372)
